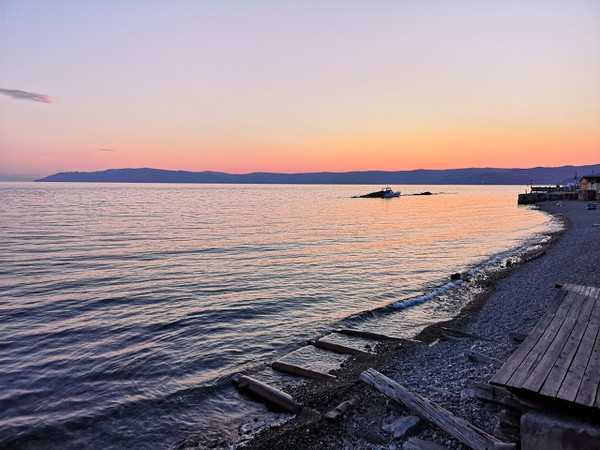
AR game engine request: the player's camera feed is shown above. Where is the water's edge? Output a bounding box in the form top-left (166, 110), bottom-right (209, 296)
top-left (188, 207), bottom-right (566, 449)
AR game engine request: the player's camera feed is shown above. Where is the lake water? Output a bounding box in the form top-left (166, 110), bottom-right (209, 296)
top-left (0, 183), bottom-right (556, 449)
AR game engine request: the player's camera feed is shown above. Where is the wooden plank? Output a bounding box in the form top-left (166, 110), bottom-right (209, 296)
top-left (558, 324), bottom-right (600, 403)
top-left (539, 286), bottom-right (598, 397)
top-left (465, 350), bottom-right (502, 366)
top-left (557, 288), bottom-right (600, 406)
top-left (361, 368), bottom-right (515, 450)
top-left (441, 327), bottom-right (496, 342)
top-left (498, 408), bottom-right (521, 428)
top-left (403, 437), bottom-right (448, 450)
top-left (333, 328), bottom-right (401, 341)
top-left (520, 307), bottom-right (584, 393)
top-left (271, 361), bottom-right (336, 380)
top-left (571, 287), bottom-right (600, 406)
top-left (490, 287), bottom-right (571, 386)
top-left (310, 338), bottom-right (371, 356)
top-left (509, 331), bottom-right (528, 342)
top-left (504, 285), bottom-right (584, 388)
top-left (463, 383), bottom-right (523, 410)
top-left (573, 328), bottom-right (600, 406)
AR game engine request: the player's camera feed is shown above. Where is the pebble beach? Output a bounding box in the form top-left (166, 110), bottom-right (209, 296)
top-left (241, 200), bottom-right (600, 450)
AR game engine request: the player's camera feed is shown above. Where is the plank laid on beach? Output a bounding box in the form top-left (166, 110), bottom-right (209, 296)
top-left (312, 332), bottom-right (377, 356)
top-left (465, 350), bottom-right (502, 366)
top-left (490, 283), bottom-right (600, 410)
top-left (489, 284), bottom-right (574, 386)
top-left (462, 383), bottom-right (523, 410)
top-left (333, 328), bottom-right (402, 341)
top-left (271, 361), bottom-right (336, 380)
top-left (361, 368), bottom-right (516, 450)
top-left (272, 345), bottom-right (348, 380)
top-left (536, 286), bottom-right (599, 396)
top-left (310, 338), bottom-right (371, 357)
top-left (441, 327), bottom-right (496, 342)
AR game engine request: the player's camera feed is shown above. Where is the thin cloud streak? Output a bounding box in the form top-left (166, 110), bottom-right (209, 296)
top-left (96, 148), bottom-right (117, 152)
top-left (0, 88), bottom-right (52, 103)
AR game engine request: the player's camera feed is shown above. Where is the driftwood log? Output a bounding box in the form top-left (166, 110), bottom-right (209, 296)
top-left (361, 368), bottom-right (516, 450)
top-left (231, 374), bottom-right (303, 413)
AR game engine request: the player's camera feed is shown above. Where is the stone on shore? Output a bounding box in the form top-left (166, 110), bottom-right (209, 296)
top-left (382, 415), bottom-right (421, 439)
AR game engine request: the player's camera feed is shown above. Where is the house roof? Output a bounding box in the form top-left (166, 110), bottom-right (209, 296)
top-left (580, 176), bottom-right (600, 182)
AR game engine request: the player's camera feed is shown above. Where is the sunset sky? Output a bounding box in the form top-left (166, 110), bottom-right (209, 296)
top-left (1, 1), bottom-right (599, 179)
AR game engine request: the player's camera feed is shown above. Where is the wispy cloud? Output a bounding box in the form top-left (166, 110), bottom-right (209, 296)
top-left (96, 148), bottom-right (117, 152)
top-left (0, 88), bottom-right (53, 103)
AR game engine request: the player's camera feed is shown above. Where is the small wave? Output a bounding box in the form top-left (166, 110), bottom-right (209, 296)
top-left (391, 245), bottom-right (529, 310)
top-left (466, 245), bottom-right (527, 276)
top-left (392, 279), bottom-right (463, 309)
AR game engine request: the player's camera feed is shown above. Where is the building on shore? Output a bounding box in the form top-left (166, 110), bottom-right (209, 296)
top-left (579, 176), bottom-right (600, 201)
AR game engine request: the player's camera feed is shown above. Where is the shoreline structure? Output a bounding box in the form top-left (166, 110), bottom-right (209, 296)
top-left (227, 200), bottom-right (599, 449)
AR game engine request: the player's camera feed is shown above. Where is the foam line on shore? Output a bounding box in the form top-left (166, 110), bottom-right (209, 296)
top-left (391, 244), bottom-right (529, 311)
top-left (391, 280), bottom-right (463, 310)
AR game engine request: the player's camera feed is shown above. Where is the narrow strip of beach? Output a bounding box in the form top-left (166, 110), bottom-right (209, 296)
top-left (240, 200), bottom-right (599, 450)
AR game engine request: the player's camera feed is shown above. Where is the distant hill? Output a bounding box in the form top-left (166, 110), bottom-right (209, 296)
top-left (35, 164), bottom-right (600, 185)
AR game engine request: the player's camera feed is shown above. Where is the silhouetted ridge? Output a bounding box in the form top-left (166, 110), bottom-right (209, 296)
top-left (35, 164), bottom-right (600, 185)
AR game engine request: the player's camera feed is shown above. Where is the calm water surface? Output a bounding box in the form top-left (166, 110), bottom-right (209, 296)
top-left (0, 183), bottom-right (555, 448)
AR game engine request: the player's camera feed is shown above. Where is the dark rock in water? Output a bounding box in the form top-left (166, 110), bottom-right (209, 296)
top-left (359, 190), bottom-right (386, 198)
top-left (450, 273), bottom-right (461, 281)
top-left (506, 260), bottom-right (513, 267)
top-left (419, 191), bottom-right (433, 195)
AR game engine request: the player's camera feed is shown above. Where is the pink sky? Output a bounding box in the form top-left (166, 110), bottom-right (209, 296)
top-left (1, 1), bottom-right (599, 178)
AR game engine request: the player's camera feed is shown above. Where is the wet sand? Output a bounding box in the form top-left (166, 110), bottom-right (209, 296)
top-left (241, 200), bottom-right (599, 450)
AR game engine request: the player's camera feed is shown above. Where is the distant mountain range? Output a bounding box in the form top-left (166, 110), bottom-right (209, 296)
top-left (35, 164), bottom-right (600, 185)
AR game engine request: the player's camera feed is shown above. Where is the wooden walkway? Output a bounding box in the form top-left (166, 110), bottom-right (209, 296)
top-left (490, 283), bottom-right (600, 410)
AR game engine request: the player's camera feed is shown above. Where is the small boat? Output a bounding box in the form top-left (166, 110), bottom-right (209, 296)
top-left (382, 186), bottom-right (401, 198)
top-left (358, 186), bottom-right (401, 198)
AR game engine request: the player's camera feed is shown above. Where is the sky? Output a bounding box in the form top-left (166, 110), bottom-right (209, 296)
top-left (1, 1), bottom-right (599, 178)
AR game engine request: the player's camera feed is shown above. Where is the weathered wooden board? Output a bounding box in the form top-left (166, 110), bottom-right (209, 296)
top-left (441, 327), bottom-right (496, 342)
top-left (311, 332), bottom-right (376, 356)
top-left (538, 286), bottom-right (599, 397)
top-left (333, 328), bottom-right (401, 341)
top-left (490, 284), bottom-right (577, 386)
top-left (465, 350), bottom-right (502, 366)
top-left (271, 360), bottom-right (336, 380)
top-left (463, 383), bottom-right (523, 410)
top-left (361, 368), bottom-right (515, 450)
top-left (272, 345), bottom-right (349, 380)
top-left (491, 283), bottom-right (600, 411)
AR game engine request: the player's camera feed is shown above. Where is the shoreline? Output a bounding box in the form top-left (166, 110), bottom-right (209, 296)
top-left (237, 200), bottom-right (598, 449)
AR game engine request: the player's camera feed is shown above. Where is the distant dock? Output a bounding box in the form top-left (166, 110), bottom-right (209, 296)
top-left (517, 185), bottom-right (579, 205)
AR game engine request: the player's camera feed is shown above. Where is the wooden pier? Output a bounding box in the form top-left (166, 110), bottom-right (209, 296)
top-left (490, 283), bottom-right (600, 409)
top-left (517, 186), bottom-right (579, 205)
top-left (490, 283), bottom-right (600, 448)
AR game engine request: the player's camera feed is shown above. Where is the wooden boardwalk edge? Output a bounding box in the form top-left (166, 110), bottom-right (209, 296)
top-left (361, 368), bottom-right (516, 450)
